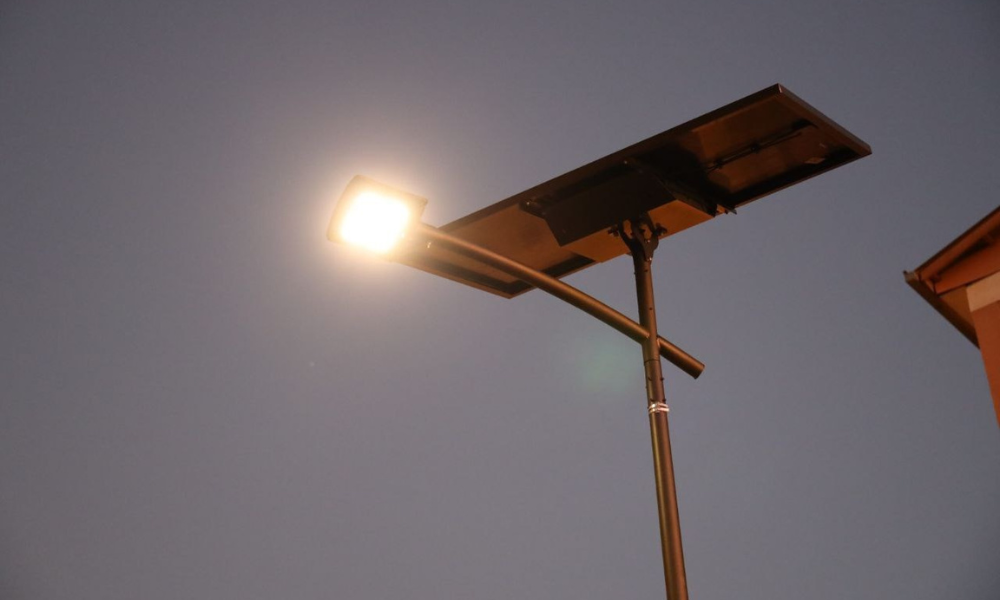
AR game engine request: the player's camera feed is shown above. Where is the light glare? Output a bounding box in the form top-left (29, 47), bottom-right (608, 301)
top-left (339, 191), bottom-right (412, 253)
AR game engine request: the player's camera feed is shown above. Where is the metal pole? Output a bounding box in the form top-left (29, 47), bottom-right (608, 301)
top-left (622, 217), bottom-right (689, 600)
top-left (413, 223), bottom-right (705, 379)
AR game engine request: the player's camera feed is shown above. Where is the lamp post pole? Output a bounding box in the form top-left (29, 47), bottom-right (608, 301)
top-left (622, 215), bottom-right (689, 600)
top-left (414, 218), bottom-right (691, 599)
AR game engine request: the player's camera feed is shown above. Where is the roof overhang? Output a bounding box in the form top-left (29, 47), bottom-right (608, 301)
top-left (906, 205), bottom-right (1000, 346)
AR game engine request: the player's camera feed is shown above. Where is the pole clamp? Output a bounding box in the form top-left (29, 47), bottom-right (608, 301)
top-left (618, 214), bottom-right (662, 261)
top-left (648, 402), bottom-right (670, 414)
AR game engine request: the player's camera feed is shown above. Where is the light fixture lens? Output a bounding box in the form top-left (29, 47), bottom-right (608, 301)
top-left (338, 191), bottom-right (412, 253)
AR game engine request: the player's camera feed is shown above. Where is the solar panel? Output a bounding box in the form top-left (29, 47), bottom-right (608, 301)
top-left (399, 84), bottom-right (871, 298)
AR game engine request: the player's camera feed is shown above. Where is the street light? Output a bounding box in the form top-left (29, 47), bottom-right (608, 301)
top-left (327, 175), bottom-right (427, 254)
top-left (327, 84), bottom-right (870, 600)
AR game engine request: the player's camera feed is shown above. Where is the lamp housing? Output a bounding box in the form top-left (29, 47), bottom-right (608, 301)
top-left (327, 175), bottom-right (428, 254)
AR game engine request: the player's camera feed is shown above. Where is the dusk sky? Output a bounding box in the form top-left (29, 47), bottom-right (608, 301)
top-left (2, 1), bottom-right (999, 599)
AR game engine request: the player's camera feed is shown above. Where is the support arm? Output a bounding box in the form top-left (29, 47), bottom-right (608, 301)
top-left (412, 223), bottom-right (705, 379)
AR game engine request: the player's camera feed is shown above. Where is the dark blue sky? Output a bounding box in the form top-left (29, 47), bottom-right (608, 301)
top-left (2, 1), bottom-right (999, 599)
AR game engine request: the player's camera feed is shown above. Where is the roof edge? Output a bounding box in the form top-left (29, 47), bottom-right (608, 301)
top-left (904, 270), bottom-right (979, 346)
top-left (914, 205), bottom-right (1000, 282)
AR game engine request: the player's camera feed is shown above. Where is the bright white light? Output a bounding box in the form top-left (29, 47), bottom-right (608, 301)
top-left (338, 191), bottom-right (412, 253)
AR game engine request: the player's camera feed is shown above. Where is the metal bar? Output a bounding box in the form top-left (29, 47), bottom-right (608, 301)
top-left (624, 220), bottom-right (689, 600)
top-left (413, 223), bottom-right (705, 379)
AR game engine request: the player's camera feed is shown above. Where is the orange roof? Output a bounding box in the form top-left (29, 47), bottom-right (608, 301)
top-left (906, 205), bottom-right (1000, 347)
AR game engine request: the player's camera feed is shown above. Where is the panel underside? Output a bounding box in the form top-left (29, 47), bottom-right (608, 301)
top-left (398, 84), bottom-right (871, 298)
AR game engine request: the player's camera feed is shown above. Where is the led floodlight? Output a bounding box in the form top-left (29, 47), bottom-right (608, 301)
top-left (327, 175), bottom-right (428, 254)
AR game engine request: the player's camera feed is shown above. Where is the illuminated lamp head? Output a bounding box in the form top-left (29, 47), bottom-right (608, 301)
top-left (327, 176), bottom-right (427, 254)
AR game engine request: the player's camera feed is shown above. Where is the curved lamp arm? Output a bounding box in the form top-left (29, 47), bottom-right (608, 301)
top-left (413, 223), bottom-right (705, 379)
